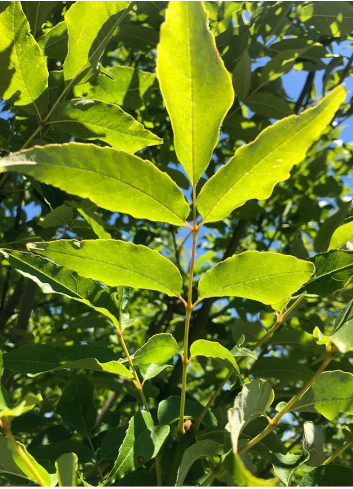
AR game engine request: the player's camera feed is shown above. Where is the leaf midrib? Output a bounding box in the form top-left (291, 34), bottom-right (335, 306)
top-left (200, 269), bottom-right (309, 299)
top-left (36, 247), bottom-right (180, 297)
top-left (4, 152), bottom-right (186, 224)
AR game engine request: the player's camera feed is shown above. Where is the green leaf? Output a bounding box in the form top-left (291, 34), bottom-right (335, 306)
top-left (157, 396), bottom-right (217, 428)
top-left (73, 65), bottom-right (156, 110)
top-left (314, 299), bottom-right (353, 353)
top-left (27, 239), bottom-right (183, 297)
top-left (233, 49), bottom-right (251, 101)
top-left (291, 371), bottom-right (353, 421)
top-left (223, 450), bottom-right (278, 487)
top-left (63, 1), bottom-right (129, 82)
top-left (299, 465), bottom-right (353, 486)
top-left (50, 99), bottom-right (162, 152)
top-left (38, 20), bottom-right (68, 60)
top-left (297, 250), bottom-right (353, 296)
top-left (176, 440), bottom-right (221, 486)
top-left (0, 393), bottom-right (42, 418)
top-left (190, 340), bottom-right (239, 376)
top-left (132, 333), bottom-right (180, 366)
top-left (314, 200), bottom-right (351, 252)
top-left (0, 436), bottom-right (51, 486)
top-left (55, 452), bottom-right (78, 487)
top-left (300, 2), bottom-right (353, 37)
top-left (197, 85), bottom-right (345, 223)
top-left (56, 376), bottom-right (97, 436)
top-left (303, 421), bottom-right (325, 467)
top-left (2, 249), bottom-right (120, 326)
top-left (329, 218), bottom-right (353, 250)
top-left (198, 251), bottom-right (314, 309)
top-left (104, 411), bottom-right (169, 484)
top-left (3, 344), bottom-right (61, 374)
top-left (1, 143), bottom-right (189, 226)
top-left (38, 204), bottom-right (74, 229)
top-left (272, 452), bottom-right (309, 486)
top-left (228, 379), bottom-right (274, 453)
top-left (156, 1), bottom-right (234, 184)
top-left (0, 2), bottom-right (48, 117)
top-left (139, 364), bottom-right (172, 381)
top-left (62, 358), bottom-right (133, 380)
top-left (251, 356), bottom-right (314, 384)
top-left (246, 92), bottom-right (292, 120)
top-left (22, 1), bottom-right (55, 35)
top-left (77, 201), bottom-right (112, 239)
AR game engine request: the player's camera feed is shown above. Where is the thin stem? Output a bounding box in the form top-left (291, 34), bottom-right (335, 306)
top-left (193, 296), bottom-right (305, 431)
top-left (322, 432), bottom-right (353, 466)
top-left (177, 185), bottom-right (199, 436)
top-left (201, 464), bottom-right (223, 486)
top-left (0, 417), bottom-right (47, 487)
top-left (193, 372), bottom-right (232, 433)
top-left (253, 295), bottom-right (305, 349)
top-left (239, 345), bottom-right (337, 455)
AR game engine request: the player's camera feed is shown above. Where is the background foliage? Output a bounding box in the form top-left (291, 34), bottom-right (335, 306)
top-left (1, 1), bottom-right (353, 486)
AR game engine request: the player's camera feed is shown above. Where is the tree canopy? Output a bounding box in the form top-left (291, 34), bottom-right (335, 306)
top-left (1, 1), bottom-right (353, 486)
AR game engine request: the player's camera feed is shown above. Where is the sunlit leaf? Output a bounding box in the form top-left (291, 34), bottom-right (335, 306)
top-left (156, 1), bottom-right (234, 184)
top-left (27, 239), bottom-right (183, 297)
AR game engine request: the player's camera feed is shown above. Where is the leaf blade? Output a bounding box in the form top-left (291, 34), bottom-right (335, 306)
top-left (156, 1), bottom-right (234, 184)
top-left (198, 251), bottom-right (314, 309)
top-left (27, 239), bottom-right (183, 297)
top-left (0, 143), bottom-right (189, 226)
top-left (50, 99), bottom-right (162, 153)
top-left (197, 85), bottom-right (346, 223)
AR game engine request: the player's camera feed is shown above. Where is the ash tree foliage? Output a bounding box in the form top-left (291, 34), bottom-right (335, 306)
top-left (1, 1), bottom-right (353, 487)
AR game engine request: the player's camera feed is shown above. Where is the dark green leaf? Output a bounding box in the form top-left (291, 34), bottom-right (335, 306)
top-left (176, 440), bottom-right (221, 486)
top-left (299, 465), bottom-right (353, 486)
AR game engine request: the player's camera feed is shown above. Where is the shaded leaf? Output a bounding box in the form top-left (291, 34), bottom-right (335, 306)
top-left (291, 370), bottom-right (353, 420)
top-left (0, 393), bottom-right (42, 418)
top-left (176, 440), bottom-right (221, 486)
top-left (197, 85), bottom-right (345, 223)
top-left (50, 99), bottom-right (161, 152)
top-left (272, 452), bottom-right (309, 486)
top-left (156, 1), bottom-right (234, 184)
top-left (198, 251), bottom-right (314, 309)
top-left (27, 239), bottom-right (183, 297)
top-left (56, 376), bottom-right (97, 436)
top-left (314, 200), bottom-right (351, 252)
top-left (314, 299), bottom-right (353, 353)
top-left (2, 249), bottom-right (120, 326)
top-left (1, 143), bottom-right (189, 226)
top-left (228, 379), bottom-right (274, 453)
top-left (55, 452), bottom-right (78, 487)
top-left (299, 464), bottom-right (353, 486)
top-left (157, 396), bottom-right (217, 428)
top-left (0, 2), bottom-right (48, 116)
top-left (38, 20), bottom-right (68, 60)
top-left (104, 411), bottom-right (168, 484)
top-left (22, 1), bottom-right (55, 35)
top-left (73, 65), bottom-right (156, 110)
top-left (233, 49), bottom-right (251, 101)
top-left (223, 450), bottom-right (277, 486)
top-left (0, 436), bottom-right (51, 486)
top-left (297, 250), bottom-right (353, 296)
top-left (303, 421), bottom-right (325, 467)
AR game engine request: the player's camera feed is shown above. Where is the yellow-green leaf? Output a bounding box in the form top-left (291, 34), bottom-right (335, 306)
top-left (198, 251), bottom-right (314, 309)
top-left (197, 85), bottom-right (346, 223)
top-left (156, 1), bottom-right (234, 184)
top-left (27, 239), bottom-right (183, 297)
top-left (0, 143), bottom-right (189, 226)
